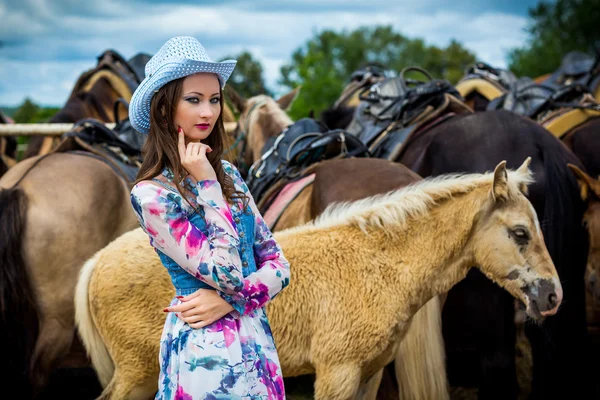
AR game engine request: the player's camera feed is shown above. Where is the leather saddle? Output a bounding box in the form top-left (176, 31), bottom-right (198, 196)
top-left (487, 79), bottom-right (599, 118)
top-left (544, 50), bottom-right (600, 88)
top-left (333, 63), bottom-right (388, 109)
top-left (70, 49), bottom-right (151, 100)
top-left (455, 62), bottom-right (518, 105)
top-left (345, 67), bottom-right (470, 160)
top-left (246, 118), bottom-right (370, 208)
top-left (461, 62), bottom-right (518, 90)
top-left (53, 103), bottom-right (145, 183)
top-left (487, 80), bottom-right (600, 138)
top-left (95, 49), bottom-right (150, 93)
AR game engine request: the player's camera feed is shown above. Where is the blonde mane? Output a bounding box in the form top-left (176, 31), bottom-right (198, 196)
top-left (284, 169), bottom-right (534, 235)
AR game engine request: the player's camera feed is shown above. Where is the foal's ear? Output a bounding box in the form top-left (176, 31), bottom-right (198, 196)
top-left (516, 157), bottom-right (531, 174)
top-left (568, 163), bottom-right (600, 201)
top-left (516, 157), bottom-right (532, 195)
top-left (492, 160), bottom-right (509, 202)
top-left (276, 86), bottom-right (301, 111)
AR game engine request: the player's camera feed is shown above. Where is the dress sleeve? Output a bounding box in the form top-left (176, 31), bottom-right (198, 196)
top-left (130, 180), bottom-right (245, 295)
top-left (218, 161), bottom-right (291, 316)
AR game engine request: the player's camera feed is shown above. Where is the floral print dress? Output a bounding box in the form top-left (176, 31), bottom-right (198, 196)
top-left (130, 161), bottom-right (290, 399)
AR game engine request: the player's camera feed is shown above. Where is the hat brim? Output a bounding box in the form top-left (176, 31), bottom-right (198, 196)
top-left (129, 58), bottom-right (236, 134)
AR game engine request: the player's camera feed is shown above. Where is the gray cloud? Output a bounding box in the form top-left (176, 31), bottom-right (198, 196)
top-left (0, 0), bottom-right (536, 106)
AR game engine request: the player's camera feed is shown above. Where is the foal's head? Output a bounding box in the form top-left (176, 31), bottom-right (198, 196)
top-left (471, 158), bottom-right (562, 321)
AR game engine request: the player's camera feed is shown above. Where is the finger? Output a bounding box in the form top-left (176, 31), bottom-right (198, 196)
top-left (166, 302), bottom-right (195, 313)
top-left (177, 128), bottom-right (186, 159)
top-left (180, 314), bottom-right (205, 323)
top-left (189, 320), bottom-right (212, 329)
top-left (192, 142), bottom-right (202, 157)
top-left (198, 145), bottom-right (208, 159)
top-left (179, 305), bottom-right (204, 318)
top-left (199, 143), bottom-right (213, 153)
top-left (186, 140), bottom-right (194, 159)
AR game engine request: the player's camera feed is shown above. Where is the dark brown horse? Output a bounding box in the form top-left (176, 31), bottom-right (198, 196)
top-left (390, 110), bottom-right (593, 399)
top-left (322, 71), bottom-right (594, 397)
top-left (23, 50), bottom-right (150, 159)
top-left (456, 82), bottom-right (600, 322)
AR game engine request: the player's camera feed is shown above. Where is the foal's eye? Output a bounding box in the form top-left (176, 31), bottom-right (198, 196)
top-left (510, 227), bottom-right (530, 244)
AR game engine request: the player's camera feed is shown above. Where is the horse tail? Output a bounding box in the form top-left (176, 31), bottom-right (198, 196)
top-left (75, 254), bottom-right (115, 388)
top-left (394, 295), bottom-right (448, 400)
top-left (0, 187), bottom-right (39, 393)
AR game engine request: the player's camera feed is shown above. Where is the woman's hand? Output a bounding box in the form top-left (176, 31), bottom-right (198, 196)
top-left (178, 128), bottom-right (217, 182)
top-left (164, 288), bottom-right (235, 329)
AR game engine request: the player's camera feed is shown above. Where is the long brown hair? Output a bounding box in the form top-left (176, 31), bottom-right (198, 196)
top-left (135, 76), bottom-right (247, 207)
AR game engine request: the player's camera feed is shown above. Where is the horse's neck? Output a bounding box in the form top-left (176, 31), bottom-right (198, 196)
top-left (366, 188), bottom-right (484, 320)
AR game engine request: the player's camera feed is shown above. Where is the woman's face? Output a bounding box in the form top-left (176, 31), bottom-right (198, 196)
top-left (174, 73), bottom-right (221, 143)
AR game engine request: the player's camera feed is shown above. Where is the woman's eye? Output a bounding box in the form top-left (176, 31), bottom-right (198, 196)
top-left (186, 97), bottom-right (199, 104)
top-left (210, 97), bottom-right (220, 104)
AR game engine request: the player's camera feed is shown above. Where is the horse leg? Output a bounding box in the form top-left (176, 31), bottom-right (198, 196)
top-left (314, 363), bottom-right (362, 400)
top-left (357, 369), bottom-right (383, 400)
top-left (30, 318), bottom-right (74, 395)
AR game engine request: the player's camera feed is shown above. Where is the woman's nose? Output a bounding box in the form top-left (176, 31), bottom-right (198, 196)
top-left (199, 104), bottom-right (214, 118)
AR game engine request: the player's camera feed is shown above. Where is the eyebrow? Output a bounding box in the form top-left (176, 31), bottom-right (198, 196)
top-left (184, 91), bottom-right (220, 97)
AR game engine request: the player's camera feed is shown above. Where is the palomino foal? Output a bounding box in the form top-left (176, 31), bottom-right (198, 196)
top-left (75, 158), bottom-right (561, 400)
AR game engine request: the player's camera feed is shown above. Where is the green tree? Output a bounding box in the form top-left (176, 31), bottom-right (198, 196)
top-left (220, 51), bottom-right (272, 99)
top-left (508, 0), bottom-right (600, 78)
top-left (13, 98), bottom-right (39, 123)
top-left (31, 107), bottom-right (60, 123)
top-left (279, 25), bottom-right (476, 120)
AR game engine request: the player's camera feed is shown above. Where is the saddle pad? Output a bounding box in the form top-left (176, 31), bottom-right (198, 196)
top-left (542, 108), bottom-right (600, 139)
top-left (455, 78), bottom-right (506, 101)
top-left (263, 174), bottom-right (315, 230)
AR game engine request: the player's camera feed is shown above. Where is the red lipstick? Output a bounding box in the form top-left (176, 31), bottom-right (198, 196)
top-left (195, 123), bottom-right (210, 130)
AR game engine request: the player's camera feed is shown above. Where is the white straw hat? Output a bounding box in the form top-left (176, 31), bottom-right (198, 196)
top-left (129, 36), bottom-right (236, 134)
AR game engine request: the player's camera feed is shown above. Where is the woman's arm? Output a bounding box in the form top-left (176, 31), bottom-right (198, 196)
top-left (218, 162), bottom-right (291, 316)
top-left (130, 179), bottom-right (245, 294)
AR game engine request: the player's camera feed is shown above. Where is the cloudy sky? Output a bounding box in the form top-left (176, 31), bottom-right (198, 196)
top-left (0, 0), bottom-right (541, 107)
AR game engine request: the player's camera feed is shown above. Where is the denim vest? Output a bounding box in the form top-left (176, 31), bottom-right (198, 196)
top-left (152, 180), bottom-right (258, 296)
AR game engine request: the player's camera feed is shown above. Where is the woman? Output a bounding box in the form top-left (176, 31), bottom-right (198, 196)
top-left (129, 36), bottom-right (289, 399)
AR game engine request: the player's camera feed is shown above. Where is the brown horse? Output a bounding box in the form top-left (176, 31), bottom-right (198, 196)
top-left (0, 151), bottom-right (140, 398)
top-left (75, 158), bottom-right (561, 400)
top-left (0, 51), bottom-right (148, 397)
